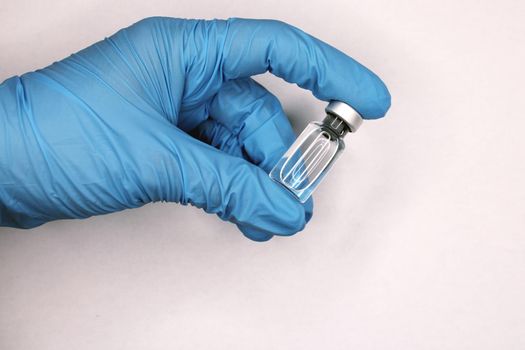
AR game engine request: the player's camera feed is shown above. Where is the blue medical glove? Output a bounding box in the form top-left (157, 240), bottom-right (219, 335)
top-left (0, 17), bottom-right (390, 241)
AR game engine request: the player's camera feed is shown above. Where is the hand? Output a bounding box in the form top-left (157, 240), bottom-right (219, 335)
top-left (0, 17), bottom-right (390, 241)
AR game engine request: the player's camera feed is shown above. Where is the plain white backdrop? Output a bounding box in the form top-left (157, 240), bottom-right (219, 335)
top-left (1, 0), bottom-right (524, 349)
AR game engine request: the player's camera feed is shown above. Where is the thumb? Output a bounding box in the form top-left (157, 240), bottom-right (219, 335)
top-left (169, 131), bottom-right (307, 238)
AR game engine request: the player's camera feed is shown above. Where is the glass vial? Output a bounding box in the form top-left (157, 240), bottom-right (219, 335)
top-left (269, 101), bottom-right (363, 203)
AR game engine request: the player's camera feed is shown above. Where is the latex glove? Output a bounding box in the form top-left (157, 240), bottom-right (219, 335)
top-left (0, 17), bottom-right (390, 241)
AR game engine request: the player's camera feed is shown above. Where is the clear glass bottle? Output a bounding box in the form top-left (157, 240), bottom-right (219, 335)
top-left (269, 101), bottom-right (363, 203)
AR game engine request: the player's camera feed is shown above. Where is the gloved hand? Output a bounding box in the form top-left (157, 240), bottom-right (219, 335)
top-left (0, 17), bottom-right (390, 241)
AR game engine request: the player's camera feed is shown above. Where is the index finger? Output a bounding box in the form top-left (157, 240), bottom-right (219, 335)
top-left (220, 18), bottom-right (391, 119)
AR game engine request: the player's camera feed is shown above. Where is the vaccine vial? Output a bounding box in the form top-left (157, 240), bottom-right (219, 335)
top-left (269, 101), bottom-right (363, 203)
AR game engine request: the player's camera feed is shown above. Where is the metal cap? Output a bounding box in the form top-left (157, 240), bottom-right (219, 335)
top-left (325, 100), bottom-right (363, 133)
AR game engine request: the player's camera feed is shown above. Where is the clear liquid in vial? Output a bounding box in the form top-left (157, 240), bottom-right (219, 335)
top-left (270, 121), bottom-right (345, 203)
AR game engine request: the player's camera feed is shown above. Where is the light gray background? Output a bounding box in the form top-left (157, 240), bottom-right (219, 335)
top-left (1, 0), bottom-right (524, 349)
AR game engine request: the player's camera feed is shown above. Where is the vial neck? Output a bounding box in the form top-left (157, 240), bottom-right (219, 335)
top-left (322, 113), bottom-right (350, 137)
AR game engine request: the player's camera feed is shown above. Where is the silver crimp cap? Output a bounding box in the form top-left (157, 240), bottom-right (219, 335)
top-left (325, 100), bottom-right (363, 133)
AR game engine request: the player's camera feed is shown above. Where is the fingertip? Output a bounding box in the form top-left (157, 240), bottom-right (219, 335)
top-left (334, 64), bottom-right (392, 119)
top-left (381, 81), bottom-right (392, 117)
top-left (363, 75), bottom-right (392, 119)
top-left (303, 197), bottom-right (314, 224)
top-left (269, 187), bottom-right (307, 237)
top-left (238, 225), bottom-right (274, 242)
top-left (251, 165), bottom-right (307, 236)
